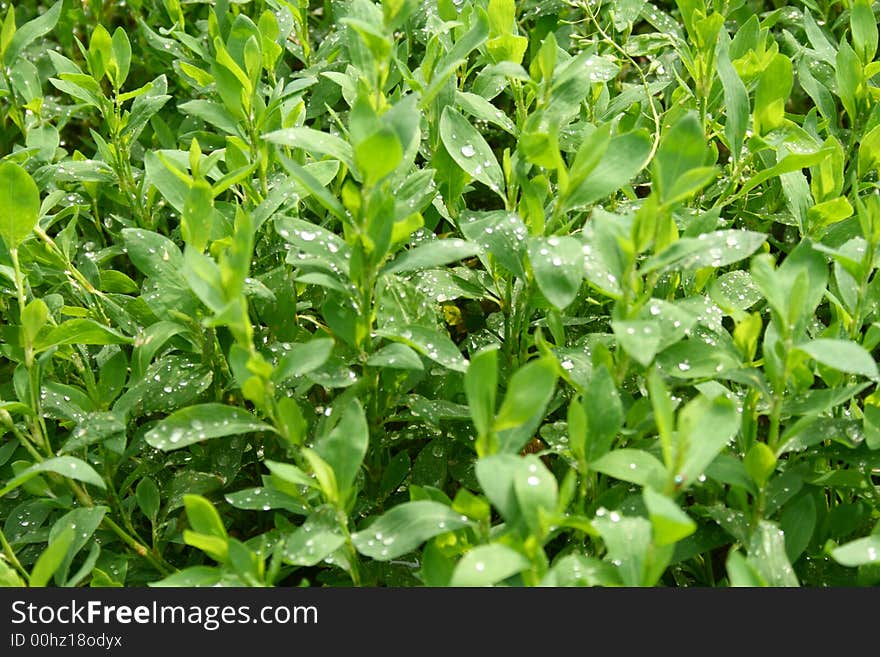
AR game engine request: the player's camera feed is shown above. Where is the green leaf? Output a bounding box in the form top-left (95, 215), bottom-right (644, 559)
top-left (851, 0), bottom-right (878, 65)
top-left (34, 319), bottom-right (133, 351)
top-left (277, 215), bottom-right (350, 277)
top-left (264, 127), bottom-right (355, 170)
top-left (182, 180), bottom-right (214, 252)
top-left (726, 550), bottom-right (766, 586)
top-left (487, 0), bottom-right (515, 36)
top-left (831, 535), bottom-right (880, 567)
top-left (114, 355), bottom-right (213, 418)
top-left (440, 106), bottom-right (504, 198)
top-left (352, 501), bottom-right (470, 560)
top-left (183, 531), bottom-right (228, 564)
top-left (177, 100), bottom-right (239, 135)
top-left (272, 338), bottom-right (335, 383)
top-left (455, 91), bottom-right (516, 134)
top-left (421, 10), bottom-right (489, 107)
top-left (494, 357), bottom-right (557, 453)
top-left (278, 154), bottom-right (346, 221)
top-left (859, 124), bottom-right (880, 177)
top-left (122, 227), bottom-right (185, 279)
top-left (0, 161), bottom-right (40, 250)
top-left (184, 494), bottom-right (227, 539)
top-left (4, 1), bottom-right (62, 64)
top-left (47, 506), bottom-right (107, 585)
top-left (459, 210), bottom-right (528, 278)
top-left (265, 460), bottom-right (321, 490)
top-left (383, 239), bottom-right (480, 275)
top-left (474, 454), bottom-right (525, 525)
top-left (738, 146), bottom-right (834, 197)
top-left (612, 320), bottom-right (662, 367)
top-left (0, 457), bottom-right (106, 497)
top-left (593, 513), bottom-right (655, 586)
top-left (566, 124), bottom-right (611, 189)
top-left (710, 271), bottom-right (763, 311)
top-left (211, 43), bottom-right (250, 119)
top-left (225, 487), bottom-right (307, 514)
top-left (88, 24), bottom-right (112, 81)
top-left (796, 339), bottom-right (879, 379)
top-left (110, 27), bottom-right (131, 88)
top-left (748, 521), bottom-right (799, 586)
top-left (513, 455), bottom-right (558, 534)
top-left (283, 507), bottom-right (345, 566)
top-left (543, 553), bottom-right (620, 586)
top-left (365, 342), bottom-right (424, 370)
top-left (580, 53), bottom-right (620, 83)
top-left (751, 240), bottom-right (828, 334)
top-left (125, 77), bottom-right (171, 139)
top-left (564, 130), bottom-right (651, 209)
top-left (780, 494), bottom-right (816, 562)
top-left (528, 236), bottom-right (584, 310)
top-left (20, 298), bottom-right (48, 346)
top-left (754, 53), bottom-right (792, 136)
top-left (136, 478), bottom-right (161, 522)
top-left (145, 404), bottom-right (275, 451)
top-left (652, 112), bottom-right (714, 203)
top-left (449, 544), bottom-right (530, 586)
top-left (643, 488), bottom-right (696, 546)
top-left (590, 449), bottom-right (667, 490)
top-left (49, 73), bottom-right (103, 107)
top-left (314, 399), bottom-right (369, 495)
top-left (29, 527), bottom-right (75, 588)
top-left (149, 567), bottom-right (222, 587)
top-left (0, 8), bottom-right (13, 62)
top-left (676, 395), bottom-right (741, 490)
top-left (355, 128), bottom-right (403, 186)
top-left (643, 230), bottom-right (769, 274)
top-left (743, 442), bottom-right (777, 489)
top-left (466, 345), bottom-right (499, 439)
top-left (716, 30), bottom-right (749, 164)
top-left (377, 325), bottom-right (468, 372)
top-left (582, 366), bottom-right (623, 461)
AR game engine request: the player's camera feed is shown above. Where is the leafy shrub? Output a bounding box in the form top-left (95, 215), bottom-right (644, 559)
top-left (2, 0), bottom-right (880, 587)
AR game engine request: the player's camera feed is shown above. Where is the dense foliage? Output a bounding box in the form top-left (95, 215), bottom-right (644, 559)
top-left (2, 0), bottom-right (880, 587)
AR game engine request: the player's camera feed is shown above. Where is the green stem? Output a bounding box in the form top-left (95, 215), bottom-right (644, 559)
top-left (581, 0), bottom-right (662, 164)
top-left (767, 346), bottom-right (790, 452)
top-left (32, 226), bottom-right (112, 326)
top-left (336, 509), bottom-right (362, 586)
top-left (10, 249), bottom-right (29, 363)
top-left (849, 237), bottom-right (874, 341)
top-left (8, 251), bottom-right (172, 578)
top-left (109, 94), bottom-right (150, 229)
top-left (59, 455), bottom-right (175, 576)
top-left (10, 248), bottom-right (52, 454)
top-left (1, 412), bottom-right (44, 462)
top-left (0, 526), bottom-right (29, 583)
top-left (104, 469), bottom-right (153, 557)
top-left (102, 517), bottom-right (172, 576)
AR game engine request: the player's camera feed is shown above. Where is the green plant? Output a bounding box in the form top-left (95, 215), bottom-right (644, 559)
top-left (3, 0), bottom-right (880, 588)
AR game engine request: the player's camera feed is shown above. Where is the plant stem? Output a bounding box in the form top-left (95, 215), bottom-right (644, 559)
top-left (336, 509), bottom-right (362, 586)
top-left (10, 248), bottom-right (52, 454)
top-left (0, 411), bottom-right (44, 462)
top-left (102, 517), bottom-right (172, 576)
top-left (767, 346), bottom-right (790, 452)
top-left (0, 527), bottom-right (29, 583)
